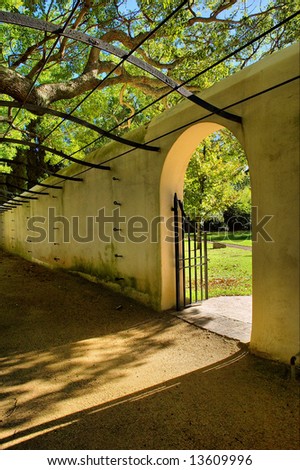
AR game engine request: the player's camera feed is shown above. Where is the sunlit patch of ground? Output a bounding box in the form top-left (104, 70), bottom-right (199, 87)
top-left (0, 249), bottom-right (298, 450)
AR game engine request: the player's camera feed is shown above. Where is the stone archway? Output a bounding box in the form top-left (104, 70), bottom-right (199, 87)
top-left (154, 44), bottom-right (299, 362)
top-left (159, 121), bottom-right (251, 334)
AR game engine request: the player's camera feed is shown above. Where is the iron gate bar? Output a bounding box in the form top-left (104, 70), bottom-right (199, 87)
top-left (0, 138), bottom-right (111, 170)
top-left (173, 193), bottom-right (180, 311)
top-left (193, 223), bottom-right (198, 302)
top-left (204, 231), bottom-right (209, 299)
top-left (187, 216), bottom-right (191, 303)
top-left (173, 193), bottom-right (208, 310)
top-left (199, 232), bottom-right (203, 299)
top-left (0, 11), bottom-right (241, 124)
top-left (0, 101), bottom-right (160, 152)
top-left (179, 198), bottom-right (187, 307)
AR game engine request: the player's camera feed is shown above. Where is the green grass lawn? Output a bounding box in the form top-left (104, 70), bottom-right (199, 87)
top-left (207, 230), bottom-right (252, 246)
top-left (184, 231), bottom-right (252, 299)
top-left (207, 246), bottom-right (252, 297)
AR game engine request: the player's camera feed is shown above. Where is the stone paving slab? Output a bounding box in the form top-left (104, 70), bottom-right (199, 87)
top-left (173, 296), bottom-right (252, 343)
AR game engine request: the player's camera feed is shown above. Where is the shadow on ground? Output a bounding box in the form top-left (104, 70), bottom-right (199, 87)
top-left (0, 249), bottom-right (299, 450)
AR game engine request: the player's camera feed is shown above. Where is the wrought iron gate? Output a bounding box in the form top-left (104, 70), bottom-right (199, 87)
top-left (173, 193), bottom-right (208, 310)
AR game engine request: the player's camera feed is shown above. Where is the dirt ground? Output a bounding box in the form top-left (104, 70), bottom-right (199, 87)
top-left (0, 249), bottom-right (299, 450)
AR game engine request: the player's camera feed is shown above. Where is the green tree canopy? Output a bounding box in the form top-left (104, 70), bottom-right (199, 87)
top-left (0, 0), bottom-right (299, 183)
top-left (183, 129), bottom-right (250, 223)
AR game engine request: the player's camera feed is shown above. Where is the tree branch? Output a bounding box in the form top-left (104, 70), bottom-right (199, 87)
top-left (25, 1), bottom-right (92, 79)
top-left (58, 0), bottom-right (92, 59)
top-left (11, 35), bottom-right (56, 70)
top-left (138, 47), bottom-right (183, 71)
top-left (0, 66), bottom-right (45, 109)
top-left (37, 67), bottom-right (169, 105)
top-left (188, 0), bottom-right (239, 25)
top-left (0, 115), bottom-right (37, 138)
top-left (101, 29), bottom-right (150, 50)
top-left (118, 84), bottom-right (135, 128)
top-left (188, 1), bottom-right (284, 26)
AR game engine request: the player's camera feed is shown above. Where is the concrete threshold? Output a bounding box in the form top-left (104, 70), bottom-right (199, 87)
top-left (173, 296), bottom-right (252, 343)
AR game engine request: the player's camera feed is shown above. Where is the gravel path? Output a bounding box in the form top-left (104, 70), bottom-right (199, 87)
top-left (223, 243), bottom-right (252, 251)
top-left (0, 249), bottom-right (298, 450)
top-left (209, 242), bottom-right (252, 251)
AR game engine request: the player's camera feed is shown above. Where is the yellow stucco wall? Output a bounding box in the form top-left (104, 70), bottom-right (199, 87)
top-left (0, 44), bottom-right (299, 363)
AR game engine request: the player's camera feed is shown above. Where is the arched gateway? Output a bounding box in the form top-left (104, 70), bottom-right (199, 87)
top-left (1, 44), bottom-right (299, 363)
